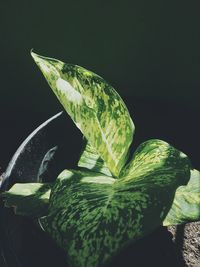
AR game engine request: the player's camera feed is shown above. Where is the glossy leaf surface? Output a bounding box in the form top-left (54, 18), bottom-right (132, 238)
top-left (40, 139), bottom-right (190, 267)
top-left (163, 169), bottom-right (200, 226)
top-left (31, 52), bottom-right (134, 177)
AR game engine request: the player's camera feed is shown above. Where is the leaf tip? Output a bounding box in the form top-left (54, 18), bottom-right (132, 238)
top-left (30, 51), bottom-right (53, 77)
top-left (30, 49), bottom-right (38, 60)
top-left (31, 50), bottom-right (43, 69)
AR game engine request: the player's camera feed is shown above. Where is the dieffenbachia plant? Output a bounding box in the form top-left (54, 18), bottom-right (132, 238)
top-left (2, 52), bottom-right (200, 267)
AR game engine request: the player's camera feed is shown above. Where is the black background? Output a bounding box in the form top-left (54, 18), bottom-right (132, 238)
top-left (0, 0), bottom-right (200, 170)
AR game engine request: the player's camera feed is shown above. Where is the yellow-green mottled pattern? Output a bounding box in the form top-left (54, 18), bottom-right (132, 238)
top-left (122, 140), bottom-right (189, 181)
top-left (2, 183), bottom-right (51, 217)
top-left (163, 169), bottom-right (200, 226)
top-left (78, 141), bottom-right (112, 176)
top-left (31, 52), bottom-right (134, 177)
top-left (39, 140), bottom-right (190, 267)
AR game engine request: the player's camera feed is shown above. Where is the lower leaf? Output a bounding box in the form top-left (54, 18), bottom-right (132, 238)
top-left (2, 183), bottom-right (51, 217)
top-left (163, 169), bottom-right (200, 226)
top-left (40, 139), bottom-right (190, 267)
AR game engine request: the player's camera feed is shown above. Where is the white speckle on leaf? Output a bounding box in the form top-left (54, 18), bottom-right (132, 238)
top-left (56, 78), bottom-right (83, 104)
top-left (39, 61), bottom-right (51, 74)
top-left (180, 151), bottom-right (187, 159)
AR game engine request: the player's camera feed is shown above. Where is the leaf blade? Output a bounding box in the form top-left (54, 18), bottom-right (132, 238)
top-left (163, 169), bottom-right (200, 226)
top-left (40, 140), bottom-right (190, 267)
top-left (78, 141), bottom-right (112, 176)
top-left (2, 183), bottom-right (51, 217)
top-left (31, 52), bottom-right (134, 177)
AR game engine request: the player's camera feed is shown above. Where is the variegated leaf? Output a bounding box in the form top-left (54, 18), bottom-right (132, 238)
top-left (78, 141), bottom-right (112, 176)
top-left (163, 169), bottom-right (200, 226)
top-left (31, 52), bottom-right (134, 177)
top-left (39, 139), bottom-right (190, 267)
top-left (2, 183), bottom-right (51, 217)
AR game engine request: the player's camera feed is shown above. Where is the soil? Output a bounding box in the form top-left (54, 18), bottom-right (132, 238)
top-left (168, 222), bottom-right (200, 267)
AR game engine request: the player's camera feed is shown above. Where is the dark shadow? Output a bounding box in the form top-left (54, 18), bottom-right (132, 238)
top-left (0, 206), bottom-right (68, 267)
top-left (173, 224), bottom-right (187, 267)
top-left (108, 227), bottom-right (182, 267)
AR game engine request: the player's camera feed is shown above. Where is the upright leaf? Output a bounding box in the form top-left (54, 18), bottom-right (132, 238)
top-left (40, 139), bottom-right (190, 267)
top-left (163, 169), bottom-right (200, 226)
top-left (31, 52), bottom-right (134, 177)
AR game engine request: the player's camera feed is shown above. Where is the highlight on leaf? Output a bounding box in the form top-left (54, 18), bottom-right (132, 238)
top-left (78, 141), bottom-right (112, 176)
top-left (2, 183), bottom-right (51, 217)
top-left (31, 51), bottom-right (134, 177)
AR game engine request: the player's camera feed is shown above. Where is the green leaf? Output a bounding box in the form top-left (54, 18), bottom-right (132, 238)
top-left (78, 141), bottom-right (112, 176)
top-left (163, 169), bottom-right (200, 226)
top-left (2, 183), bottom-right (51, 217)
top-left (39, 139), bottom-right (190, 267)
top-left (31, 52), bottom-right (134, 177)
